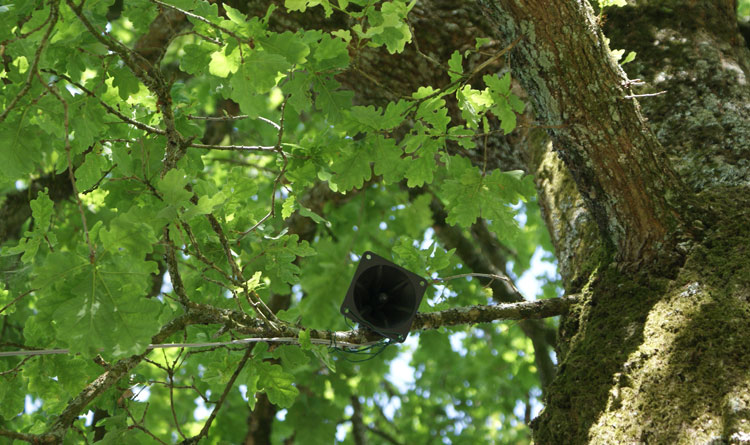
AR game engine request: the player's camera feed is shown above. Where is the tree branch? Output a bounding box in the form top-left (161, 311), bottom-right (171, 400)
top-left (425, 192), bottom-right (558, 387)
top-left (351, 396), bottom-right (368, 445)
top-left (366, 426), bottom-right (403, 445)
top-left (478, 0), bottom-right (697, 263)
top-left (407, 296), bottom-right (574, 331)
top-left (20, 288), bottom-right (573, 439)
top-left (44, 313), bottom-right (194, 439)
top-left (184, 348), bottom-right (253, 443)
top-left (0, 429), bottom-right (52, 443)
top-left (0, 0), bottom-right (60, 124)
top-left (66, 0), bottom-right (157, 88)
top-left (43, 70), bottom-right (166, 136)
top-left (1, 297), bottom-right (576, 358)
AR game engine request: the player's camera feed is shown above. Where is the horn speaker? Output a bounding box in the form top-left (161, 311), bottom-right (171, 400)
top-left (340, 251), bottom-right (427, 342)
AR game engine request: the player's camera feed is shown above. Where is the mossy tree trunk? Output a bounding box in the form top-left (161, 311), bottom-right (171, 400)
top-left (479, 0), bottom-right (750, 443)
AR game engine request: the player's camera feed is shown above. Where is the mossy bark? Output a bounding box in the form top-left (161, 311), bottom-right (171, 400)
top-left (478, 0), bottom-right (750, 443)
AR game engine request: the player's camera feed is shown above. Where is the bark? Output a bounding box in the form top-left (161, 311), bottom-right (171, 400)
top-left (480, 0), bottom-right (700, 265)
top-left (522, 122), bottom-right (601, 292)
top-left (476, 0), bottom-right (750, 443)
top-left (351, 396), bottom-right (368, 445)
top-left (244, 394), bottom-right (275, 445)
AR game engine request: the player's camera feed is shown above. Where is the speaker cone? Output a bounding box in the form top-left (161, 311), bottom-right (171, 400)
top-left (340, 251), bottom-right (426, 342)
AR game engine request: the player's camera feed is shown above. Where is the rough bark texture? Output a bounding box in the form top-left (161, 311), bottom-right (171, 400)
top-left (244, 394), bottom-right (275, 445)
top-left (480, 0), bottom-right (698, 266)
top-left (475, 0), bottom-right (750, 443)
top-left (521, 119), bottom-right (601, 292)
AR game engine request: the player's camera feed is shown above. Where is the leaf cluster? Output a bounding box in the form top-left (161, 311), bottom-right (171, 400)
top-left (0, 1), bottom-right (559, 443)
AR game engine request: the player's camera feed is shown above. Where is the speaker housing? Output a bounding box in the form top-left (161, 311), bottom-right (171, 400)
top-left (340, 251), bottom-right (427, 342)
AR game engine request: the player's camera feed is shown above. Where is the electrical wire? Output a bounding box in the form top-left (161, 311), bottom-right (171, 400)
top-left (0, 314), bottom-right (406, 361)
top-left (0, 336), bottom-right (382, 358)
top-left (335, 313), bottom-right (403, 362)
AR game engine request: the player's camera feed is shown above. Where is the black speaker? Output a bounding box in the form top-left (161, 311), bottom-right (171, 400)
top-left (340, 251), bottom-right (427, 342)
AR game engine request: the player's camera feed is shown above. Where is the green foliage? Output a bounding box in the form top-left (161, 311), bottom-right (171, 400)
top-left (31, 251), bottom-right (162, 357)
top-left (6, 190), bottom-right (56, 263)
top-left (740, 0), bottom-right (750, 17)
top-left (439, 155), bottom-right (535, 239)
top-left (597, 0), bottom-right (637, 66)
top-left (598, 0), bottom-right (626, 8)
top-left (0, 0), bottom-right (557, 443)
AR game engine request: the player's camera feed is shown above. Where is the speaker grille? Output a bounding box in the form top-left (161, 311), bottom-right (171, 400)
top-left (340, 252), bottom-right (426, 342)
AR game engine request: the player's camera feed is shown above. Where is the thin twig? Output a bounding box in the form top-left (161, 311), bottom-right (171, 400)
top-left (179, 220), bottom-right (236, 287)
top-left (150, 0), bottom-right (250, 45)
top-left (204, 209), bottom-right (280, 326)
top-left (0, 0), bottom-right (60, 124)
top-left (434, 272), bottom-right (512, 283)
top-left (81, 164), bottom-right (117, 194)
top-left (402, 37), bottom-right (523, 119)
top-left (624, 91), bottom-right (667, 99)
top-left (167, 365), bottom-right (188, 440)
top-left (437, 271), bottom-right (527, 301)
top-left (466, 35), bottom-right (522, 80)
top-left (258, 116), bottom-right (281, 130)
top-left (405, 18), bottom-right (444, 70)
top-left (189, 143), bottom-right (277, 152)
top-left (238, 96), bottom-right (291, 240)
top-left (44, 70), bottom-right (165, 135)
top-left (482, 121), bottom-right (490, 176)
top-left (172, 30), bottom-right (221, 45)
top-left (146, 380), bottom-right (210, 403)
top-left (122, 402), bottom-right (168, 445)
top-left (0, 289), bottom-right (36, 315)
top-left (39, 74), bottom-right (95, 263)
top-left (1, 7), bottom-right (52, 44)
top-left (192, 348), bottom-right (253, 441)
top-left (0, 356), bottom-right (34, 376)
top-left (187, 114), bottom-right (250, 121)
top-left (187, 114), bottom-right (281, 130)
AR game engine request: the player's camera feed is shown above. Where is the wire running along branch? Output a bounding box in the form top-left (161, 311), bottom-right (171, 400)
top-left (0, 296), bottom-right (577, 358)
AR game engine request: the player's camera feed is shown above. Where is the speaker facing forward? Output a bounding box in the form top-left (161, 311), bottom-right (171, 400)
top-left (340, 251), bottom-right (427, 342)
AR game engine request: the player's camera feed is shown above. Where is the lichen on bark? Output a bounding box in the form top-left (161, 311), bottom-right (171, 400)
top-left (479, 0), bottom-right (750, 443)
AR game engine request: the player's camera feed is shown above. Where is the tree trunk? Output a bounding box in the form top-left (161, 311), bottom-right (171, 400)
top-left (479, 0), bottom-right (750, 443)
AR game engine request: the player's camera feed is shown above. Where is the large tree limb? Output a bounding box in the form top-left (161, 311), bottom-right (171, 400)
top-left (478, 0), bottom-right (698, 264)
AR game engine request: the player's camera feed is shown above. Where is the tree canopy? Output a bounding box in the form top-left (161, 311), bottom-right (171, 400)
top-left (2, 0), bottom-right (750, 443)
top-left (0, 0), bottom-right (568, 443)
